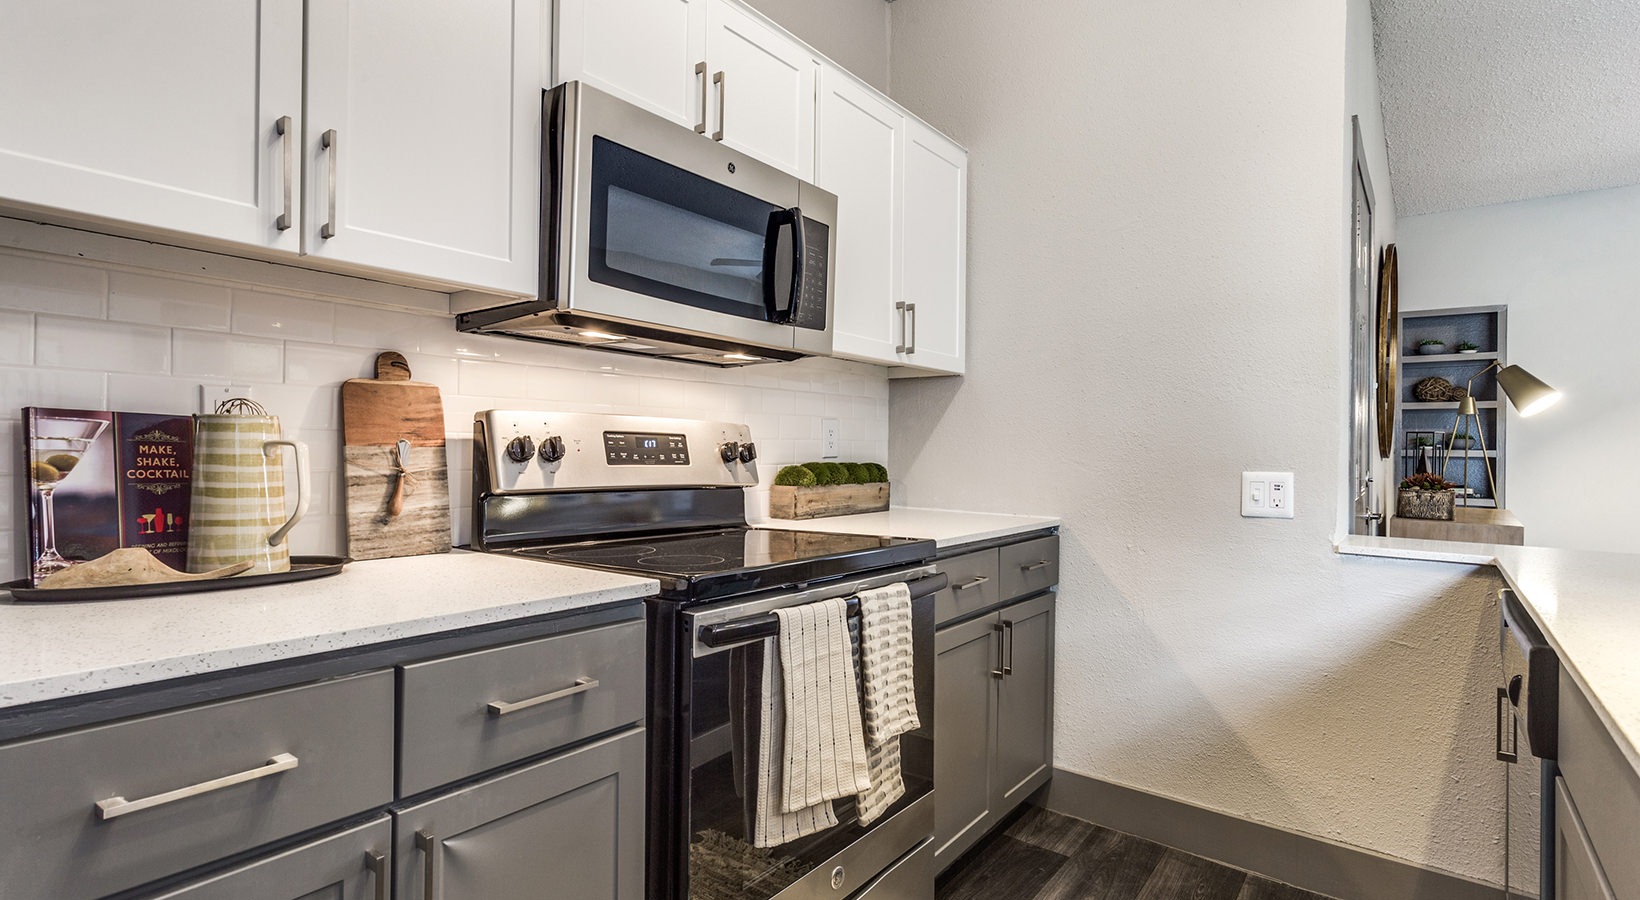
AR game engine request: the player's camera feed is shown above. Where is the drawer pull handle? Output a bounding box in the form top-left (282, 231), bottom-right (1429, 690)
top-left (416, 830), bottom-right (442, 900)
top-left (94, 753), bottom-right (298, 820)
top-left (991, 623), bottom-right (1006, 679)
top-left (1021, 560), bottom-right (1051, 572)
top-left (365, 850), bottom-right (388, 900)
top-left (487, 677), bottom-right (599, 717)
top-left (952, 575), bottom-right (990, 592)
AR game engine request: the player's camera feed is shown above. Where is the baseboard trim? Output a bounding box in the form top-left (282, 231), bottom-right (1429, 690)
top-left (1043, 769), bottom-right (1508, 900)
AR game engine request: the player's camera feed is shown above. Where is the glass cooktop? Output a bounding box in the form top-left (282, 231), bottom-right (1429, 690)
top-left (511, 528), bottom-right (933, 602)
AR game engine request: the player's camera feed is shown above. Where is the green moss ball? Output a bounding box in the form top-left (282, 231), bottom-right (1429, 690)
top-left (773, 465), bottom-right (818, 487)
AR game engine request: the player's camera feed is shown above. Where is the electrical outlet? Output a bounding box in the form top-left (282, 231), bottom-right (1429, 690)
top-left (821, 418), bottom-right (840, 459)
top-left (200, 384), bottom-right (253, 413)
top-left (1241, 471), bottom-right (1294, 519)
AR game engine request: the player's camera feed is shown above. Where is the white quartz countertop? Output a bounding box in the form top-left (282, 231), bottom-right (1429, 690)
top-left (0, 551), bottom-right (657, 710)
top-left (1339, 536), bottom-right (1640, 778)
top-left (759, 507), bottom-right (1059, 548)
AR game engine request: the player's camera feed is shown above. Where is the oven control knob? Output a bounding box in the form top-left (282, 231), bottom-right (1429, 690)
top-left (505, 435), bottom-right (536, 463)
top-left (540, 435), bottom-right (566, 463)
top-left (738, 442), bottom-right (757, 463)
top-left (719, 441), bottom-right (740, 463)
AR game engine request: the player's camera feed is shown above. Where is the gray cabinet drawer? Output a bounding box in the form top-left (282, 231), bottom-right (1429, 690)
top-left (934, 548), bottom-right (1000, 625)
top-left (148, 816), bottom-right (392, 900)
top-left (0, 671), bottom-right (394, 900)
top-left (1559, 677), bottom-right (1640, 900)
top-left (999, 535), bottom-right (1058, 601)
top-left (399, 619), bottom-right (646, 795)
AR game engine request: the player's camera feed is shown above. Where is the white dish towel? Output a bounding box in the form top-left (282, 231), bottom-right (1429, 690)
top-left (775, 597), bottom-right (873, 814)
top-left (854, 582), bottom-right (921, 823)
top-left (746, 638), bottom-right (839, 848)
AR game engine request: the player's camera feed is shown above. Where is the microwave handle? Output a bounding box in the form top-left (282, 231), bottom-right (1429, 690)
top-left (762, 207), bottom-right (806, 324)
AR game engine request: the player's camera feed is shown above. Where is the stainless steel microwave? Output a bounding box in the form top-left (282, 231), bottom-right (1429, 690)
top-left (456, 81), bottom-right (836, 366)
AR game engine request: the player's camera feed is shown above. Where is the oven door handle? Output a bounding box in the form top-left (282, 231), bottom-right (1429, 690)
top-left (697, 572), bottom-right (948, 649)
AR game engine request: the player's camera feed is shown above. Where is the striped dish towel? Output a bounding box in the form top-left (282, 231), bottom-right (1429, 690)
top-left (739, 638), bottom-right (839, 848)
top-left (776, 598), bottom-right (873, 813)
top-left (855, 583), bottom-right (921, 823)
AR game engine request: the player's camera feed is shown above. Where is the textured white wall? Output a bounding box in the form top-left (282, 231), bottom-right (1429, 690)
top-left (1397, 183), bottom-right (1640, 555)
top-left (742, 0), bottom-right (890, 91)
top-left (888, 0), bottom-right (1514, 888)
top-left (0, 244), bottom-right (890, 582)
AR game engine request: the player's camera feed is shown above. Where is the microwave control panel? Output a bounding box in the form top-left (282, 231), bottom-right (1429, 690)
top-left (604, 431), bottom-right (689, 465)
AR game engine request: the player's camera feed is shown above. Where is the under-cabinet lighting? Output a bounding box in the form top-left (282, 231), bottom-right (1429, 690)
top-left (579, 330), bottom-right (624, 341)
top-left (723, 352), bottom-right (761, 362)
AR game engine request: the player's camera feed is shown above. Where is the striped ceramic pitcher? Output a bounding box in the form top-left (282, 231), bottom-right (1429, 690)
top-left (186, 412), bottom-right (310, 575)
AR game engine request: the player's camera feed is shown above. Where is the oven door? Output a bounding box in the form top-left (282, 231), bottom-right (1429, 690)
top-left (675, 567), bottom-right (939, 900)
top-left (552, 82), bottom-right (834, 355)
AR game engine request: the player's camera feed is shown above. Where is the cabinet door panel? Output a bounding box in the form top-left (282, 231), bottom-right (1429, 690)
top-left (394, 728), bottom-right (644, 900)
top-left (149, 817), bottom-right (391, 900)
top-left (556, 0), bottom-right (705, 129)
top-left (704, 0), bottom-right (815, 178)
top-left (896, 120), bottom-right (966, 374)
top-left (1556, 778), bottom-right (1619, 900)
top-left (995, 594), bottom-right (1054, 806)
top-left (305, 0), bottom-right (539, 293)
top-left (933, 614), bottom-right (999, 869)
top-left (0, 0), bottom-right (302, 251)
top-left (816, 65), bottom-right (901, 365)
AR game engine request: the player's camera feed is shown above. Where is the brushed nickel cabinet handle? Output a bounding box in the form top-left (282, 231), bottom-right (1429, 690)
top-left (274, 115), bottom-right (293, 231)
top-left (952, 575), bottom-right (990, 592)
top-left (905, 302), bottom-right (917, 354)
top-left (487, 677), bottom-right (599, 716)
top-left (1003, 620), bottom-right (1015, 676)
top-left (712, 70), bottom-right (726, 141)
top-left (895, 301), bottom-right (909, 354)
top-left (1021, 560), bottom-right (1050, 572)
top-left (365, 850), bottom-right (388, 900)
top-left (990, 623), bottom-right (1006, 679)
top-left (94, 753), bottom-right (298, 820)
top-left (695, 61), bottom-right (709, 134)
top-left (416, 830), bottom-right (441, 900)
top-left (320, 128), bottom-right (339, 239)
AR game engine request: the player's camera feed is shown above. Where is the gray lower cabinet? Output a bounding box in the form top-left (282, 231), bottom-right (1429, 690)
top-left (393, 727), bottom-right (646, 900)
top-left (1556, 673), bottom-right (1639, 900)
top-left (148, 817), bottom-right (392, 900)
top-left (931, 532), bottom-right (1058, 872)
top-left (1556, 778), bottom-right (1618, 900)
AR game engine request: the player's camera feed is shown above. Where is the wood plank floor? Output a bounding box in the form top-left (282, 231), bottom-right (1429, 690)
top-left (936, 806), bottom-right (1338, 900)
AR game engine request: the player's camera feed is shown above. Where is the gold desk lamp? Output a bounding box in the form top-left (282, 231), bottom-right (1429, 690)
top-left (1447, 364), bottom-right (1561, 506)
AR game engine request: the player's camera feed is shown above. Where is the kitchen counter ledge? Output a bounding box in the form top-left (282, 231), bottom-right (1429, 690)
top-left (757, 506), bottom-right (1060, 549)
top-left (0, 551), bottom-right (657, 711)
top-left (1338, 535), bottom-right (1640, 779)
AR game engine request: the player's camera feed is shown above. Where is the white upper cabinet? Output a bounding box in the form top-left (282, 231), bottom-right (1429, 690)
top-left (0, 0), bottom-right (304, 253)
top-left (702, 0), bottom-right (815, 179)
top-left (555, 0), bottom-right (707, 131)
top-left (897, 119), bottom-right (967, 375)
top-left (816, 65), bottom-right (901, 365)
top-left (555, 0), bottom-right (814, 178)
top-left (305, 0), bottom-right (541, 295)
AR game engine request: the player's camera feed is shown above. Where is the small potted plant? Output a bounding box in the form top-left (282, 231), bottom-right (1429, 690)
top-left (1417, 339), bottom-right (1447, 355)
top-left (1398, 472), bottom-right (1458, 520)
top-left (1455, 341), bottom-right (1480, 353)
top-left (1448, 430), bottom-right (1474, 450)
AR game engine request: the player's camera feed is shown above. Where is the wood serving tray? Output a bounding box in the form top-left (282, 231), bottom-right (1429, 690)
top-left (1, 556), bottom-right (350, 602)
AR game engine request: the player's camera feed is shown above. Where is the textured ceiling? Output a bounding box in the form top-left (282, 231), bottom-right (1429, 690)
top-left (1372, 0), bottom-right (1640, 216)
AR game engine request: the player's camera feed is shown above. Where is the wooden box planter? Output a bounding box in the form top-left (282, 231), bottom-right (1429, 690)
top-left (1397, 488), bottom-right (1455, 521)
top-left (769, 483), bottom-right (890, 520)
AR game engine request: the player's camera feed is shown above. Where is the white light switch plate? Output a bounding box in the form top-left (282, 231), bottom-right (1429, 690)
top-left (1242, 471), bottom-right (1294, 518)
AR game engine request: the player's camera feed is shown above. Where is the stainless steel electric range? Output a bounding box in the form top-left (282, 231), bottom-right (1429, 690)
top-left (472, 411), bottom-right (943, 900)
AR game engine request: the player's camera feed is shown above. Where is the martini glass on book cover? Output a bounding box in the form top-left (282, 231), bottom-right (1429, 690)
top-left (29, 415), bottom-right (111, 581)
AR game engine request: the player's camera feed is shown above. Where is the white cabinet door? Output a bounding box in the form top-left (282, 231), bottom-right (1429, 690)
top-left (556, 0), bottom-right (707, 131)
top-left (304, 0), bottom-right (540, 294)
top-left (896, 119), bottom-right (967, 375)
top-left (0, 0), bottom-right (303, 252)
top-left (815, 66), bottom-right (901, 366)
top-left (703, 0), bottom-right (815, 179)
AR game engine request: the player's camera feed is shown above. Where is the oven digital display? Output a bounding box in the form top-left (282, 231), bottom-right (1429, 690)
top-left (604, 431), bottom-right (689, 465)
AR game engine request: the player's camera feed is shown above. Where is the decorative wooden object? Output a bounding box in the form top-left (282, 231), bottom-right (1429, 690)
top-left (1388, 507), bottom-right (1524, 545)
top-left (340, 352), bottom-right (451, 560)
top-left (769, 483), bottom-right (890, 520)
top-left (1397, 488), bottom-right (1455, 521)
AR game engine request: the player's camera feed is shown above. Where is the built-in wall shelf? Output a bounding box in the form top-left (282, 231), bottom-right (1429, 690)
top-left (1403, 400), bottom-right (1500, 410)
top-left (1404, 352), bottom-right (1501, 364)
top-left (1396, 304), bottom-right (1508, 509)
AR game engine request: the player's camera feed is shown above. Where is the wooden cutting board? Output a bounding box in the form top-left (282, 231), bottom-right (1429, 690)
top-left (340, 352), bottom-right (451, 559)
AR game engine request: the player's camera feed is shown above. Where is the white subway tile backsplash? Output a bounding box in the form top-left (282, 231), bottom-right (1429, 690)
top-left (458, 359), bottom-right (534, 399)
top-left (37, 316), bottom-right (170, 374)
top-left (285, 342), bottom-right (372, 386)
top-left (172, 330), bottom-right (286, 382)
top-left (107, 374), bottom-right (208, 415)
top-left (524, 365), bottom-right (590, 404)
top-left (0, 365), bottom-right (106, 410)
top-left (251, 383), bottom-right (337, 432)
top-left (0, 310), bottom-right (31, 364)
top-left (0, 419), bottom-right (16, 474)
top-left (333, 305), bottom-right (454, 353)
top-left (232, 290), bottom-right (335, 342)
top-left (0, 254), bottom-right (106, 318)
top-left (108, 272), bottom-right (232, 330)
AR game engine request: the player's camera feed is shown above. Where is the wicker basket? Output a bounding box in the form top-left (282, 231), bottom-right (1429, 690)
top-left (1397, 488), bottom-right (1455, 521)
